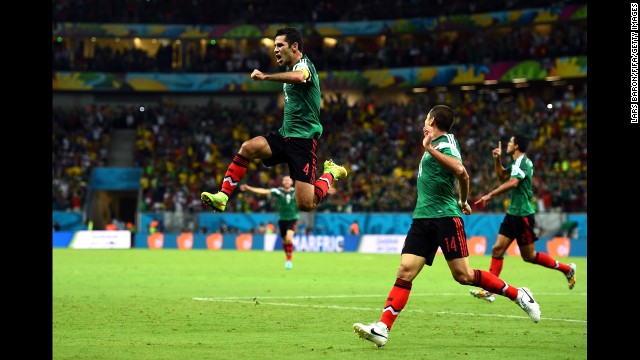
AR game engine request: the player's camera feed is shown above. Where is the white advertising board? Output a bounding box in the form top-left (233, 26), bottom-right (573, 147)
top-left (358, 235), bottom-right (405, 254)
top-left (71, 230), bottom-right (132, 249)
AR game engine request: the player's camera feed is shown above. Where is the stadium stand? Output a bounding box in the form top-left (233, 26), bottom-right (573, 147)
top-left (52, 0), bottom-right (586, 230)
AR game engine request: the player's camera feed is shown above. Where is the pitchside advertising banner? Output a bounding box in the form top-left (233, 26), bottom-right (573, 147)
top-left (356, 235), bottom-right (580, 257)
top-left (68, 230), bottom-right (132, 249)
top-left (53, 231), bottom-right (585, 257)
top-left (129, 233), bottom-right (361, 252)
top-left (53, 210), bottom-right (586, 255)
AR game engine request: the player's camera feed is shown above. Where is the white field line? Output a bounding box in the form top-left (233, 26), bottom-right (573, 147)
top-left (193, 293), bottom-right (587, 323)
top-left (194, 292), bottom-right (585, 300)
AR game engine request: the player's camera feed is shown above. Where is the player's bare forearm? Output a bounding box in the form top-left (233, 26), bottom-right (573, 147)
top-left (240, 184), bottom-right (271, 195)
top-left (457, 168), bottom-right (470, 203)
top-left (457, 173), bottom-right (472, 215)
top-left (475, 177), bottom-right (518, 205)
top-left (251, 69), bottom-right (306, 83)
top-left (494, 158), bottom-right (508, 181)
top-left (495, 177), bottom-right (519, 195)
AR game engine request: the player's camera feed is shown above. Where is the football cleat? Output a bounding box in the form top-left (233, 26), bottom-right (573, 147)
top-left (323, 160), bottom-right (348, 181)
top-left (566, 263), bottom-right (576, 289)
top-left (515, 287), bottom-right (541, 323)
top-left (353, 321), bottom-right (389, 347)
top-left (470, 289), bottom-right (495, 302)
top-left (201, 191), bottom-right (228, 212)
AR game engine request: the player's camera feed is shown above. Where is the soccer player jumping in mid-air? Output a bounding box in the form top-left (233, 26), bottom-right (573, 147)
top-left (353, 105), bottom-right (541, 348)
top-left (469, 135), bottom-right (576, 303)
top-left (201, 27), bottom-right (347, 213)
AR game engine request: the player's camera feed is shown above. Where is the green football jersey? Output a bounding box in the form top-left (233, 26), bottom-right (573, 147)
top-left (505, 154), bottom-right (535, 216)
top-left (270, 187), bottom-right (300, 221)
top-left (413, 134), bottom-right (463, 219)
top-left (280, 54), bottom-right (323, 139)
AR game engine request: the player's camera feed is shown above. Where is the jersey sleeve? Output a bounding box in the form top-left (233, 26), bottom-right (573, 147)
top-left (292, 61), bottom-right (309, 72)
top-left (435, 141), bottom-right (462, 161)
top-left (272, 188), bottom-right (289, 200)
top-left (292, 61), bottom-right (310, 81)
top-left (509, 163), bottom-right (525, 180)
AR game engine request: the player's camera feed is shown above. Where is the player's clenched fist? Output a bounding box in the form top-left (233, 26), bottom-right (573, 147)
top-left (251, 69), bottom-right (265, 81)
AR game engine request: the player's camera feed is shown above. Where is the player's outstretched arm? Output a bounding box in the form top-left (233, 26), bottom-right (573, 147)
top-left (239, 184), bottom-right (271, 195)
top-left (250, 69), bottom-right (307, 84)
top-left (474, 177), bottom-right (519, 206)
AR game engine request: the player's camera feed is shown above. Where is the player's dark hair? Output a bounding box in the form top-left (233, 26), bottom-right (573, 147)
top-left (513, 134), bottom-right (530, 152)
top-left (276, 27), bottom-right (303, 52)
top-left (429, 105), bottom-right (455, 132)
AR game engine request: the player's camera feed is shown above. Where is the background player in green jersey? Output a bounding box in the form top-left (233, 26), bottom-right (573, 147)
top-left (201, 27), bottom-right (347, 213)
top-left (470, 135), bottom-right (576, 302)
top-left (240, 175), bottom-right (299, 270)
top-left (353, 106), bottom-right (541, 348)
top-left (240, 175), bottom-right (336, 269)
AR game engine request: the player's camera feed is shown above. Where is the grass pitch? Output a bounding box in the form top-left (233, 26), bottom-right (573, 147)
top-left (53, 249), bottom-right (587, 359)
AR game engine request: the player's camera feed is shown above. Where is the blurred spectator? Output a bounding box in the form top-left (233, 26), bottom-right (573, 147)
top-left (218, 220), bottom-right (229, 234)
top-left (126, 222), bottom-right (136, 234)
top-left (266, 223), bottom-right (276, 234)
top-left (149, 220), bottom-right (159, 234)
top-left (350, 220), bottom-right (360, 235)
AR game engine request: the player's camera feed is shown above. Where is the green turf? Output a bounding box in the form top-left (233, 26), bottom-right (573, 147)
top-left (53, 249), bottom-right (587, 360)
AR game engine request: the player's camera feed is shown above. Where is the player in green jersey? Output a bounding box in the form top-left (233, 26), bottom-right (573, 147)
top-left (240, 175), bottom-right (299, 270)
top-left (469, 135), bottom-right (576, 303)
top-left (353, 106), bottom-right (541, 348)
top-left (201, 27), bottom-right (347, 213)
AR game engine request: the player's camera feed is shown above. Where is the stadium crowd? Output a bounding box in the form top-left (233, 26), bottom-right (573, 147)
top-left (52, 10), bottom-right (586, 73)
top-left (52, 0), bottom-right (580, 24)
top-left (52, 104), bottom-right (111, 211)
top-left (52, 84), bottom-right (587, 215)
